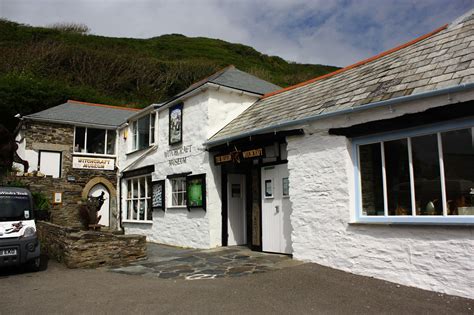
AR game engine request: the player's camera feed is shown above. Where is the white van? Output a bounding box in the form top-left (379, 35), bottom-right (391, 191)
top-left (0, 187), bottom-right (41, 271)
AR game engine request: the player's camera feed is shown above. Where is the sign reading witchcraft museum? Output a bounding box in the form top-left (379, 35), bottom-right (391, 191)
top-left (73, 156), bottom-right (115, 170)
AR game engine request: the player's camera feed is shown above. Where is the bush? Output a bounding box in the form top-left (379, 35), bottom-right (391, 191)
top-left (32, 191), bottom-right (50, 211)
top-left (48, 22), bottom-right (90, 34)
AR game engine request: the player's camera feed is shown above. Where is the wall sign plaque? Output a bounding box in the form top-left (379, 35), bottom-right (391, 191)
top-left (73, 156), bottom-right (114, 170)
top-left (152, 180), bottom-right (165, 210)
top-left (169, 103), bottom-right (183, 145)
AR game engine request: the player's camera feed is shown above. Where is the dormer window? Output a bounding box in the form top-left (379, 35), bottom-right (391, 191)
top-left (131, 112), bottom-right (156, 151)
top-left (74, 127), bottom-right (116, 155)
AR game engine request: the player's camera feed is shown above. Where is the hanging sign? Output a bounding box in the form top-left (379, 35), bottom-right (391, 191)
top-left (73, 156), bottom-right (115, 170)
top-left (214, 147), bottom-right (264, 165)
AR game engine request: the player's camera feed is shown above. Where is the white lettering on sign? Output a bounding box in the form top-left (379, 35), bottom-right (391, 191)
top-left (73, 156), bottom-right (115, 170)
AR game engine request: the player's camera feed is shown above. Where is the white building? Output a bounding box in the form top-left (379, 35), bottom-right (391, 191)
top-left (117, 66), bottom-right (281, 249)
top-left (206, 11), bottom-right (474, 299)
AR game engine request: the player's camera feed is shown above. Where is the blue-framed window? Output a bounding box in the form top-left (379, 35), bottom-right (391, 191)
top-left (353, 118), bottom-right (474, 224)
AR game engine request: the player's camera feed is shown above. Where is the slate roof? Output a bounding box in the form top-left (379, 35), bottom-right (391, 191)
top-left (209, 9), bottom-right (474, 144)
top-left (25, 100), bottom-right (140, 128)
top-left (160, 65), bottom-right (281, 106)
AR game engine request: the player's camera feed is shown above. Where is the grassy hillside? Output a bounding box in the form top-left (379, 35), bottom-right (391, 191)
top-left (0, 19), bottom-right (339, 131)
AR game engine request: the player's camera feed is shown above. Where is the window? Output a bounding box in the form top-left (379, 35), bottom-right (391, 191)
top-left (131, 113), bottom-right (156, 151)
top-left (38, 151), bottom-right (61, 178)
top-left (264, 179), bottom-right (273, 198)
top-left (126, 175), bottom-right (152, 222)
top-left (171, 177), bottom-right (187, 207)
top-left (282, 177), bottom-right (290, 197)
top-left (356, 123), bottom-right (474, 223)
top-left (74, 127), bottom-right (116, 155)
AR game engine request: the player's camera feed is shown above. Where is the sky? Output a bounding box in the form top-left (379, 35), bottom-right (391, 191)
top-left (0, 0), bottom-right (472, 67)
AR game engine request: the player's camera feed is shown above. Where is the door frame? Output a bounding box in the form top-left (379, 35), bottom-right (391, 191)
top-left (227, 174), bottom-right (247, 245)
top-left (260, 160), bottom-right (291, 255)
top-left (221, 168), bottom-right (253, 248)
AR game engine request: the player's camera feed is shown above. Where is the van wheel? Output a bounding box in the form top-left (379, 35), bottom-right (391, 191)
top-left (27, 257), bottom-right (41, 272)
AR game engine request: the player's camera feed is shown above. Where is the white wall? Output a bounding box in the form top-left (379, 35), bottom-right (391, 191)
top-left (14, 131), bottom-right (38, 172)
top-left (207, 89), bottom-right (258, 138)
top-left (287, 91), bottom-right (474, 299)
top-left (121, 87), bottom-right (255, 248)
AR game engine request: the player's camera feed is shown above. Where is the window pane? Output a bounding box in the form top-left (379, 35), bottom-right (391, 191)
top-left (127, 200), bottom-right (132, 220)
top-left (106, 130), bottom-right (116, 155)
top-left (412, 134), bottom-right (442, 215)
top-left (133, 179), bottom-right (138, 198)
top-left (132, 200), bottom-right (138, 220)
top-left (138, 115), bottom-right (150, 150)
top-left (150, 113), bottom-right (156, 144)
top-left (139, 200), bottom-right (145, 220)
top-left (147, 199), bottom-right (152, 221)
top-left (359, 143), bottom-right (384, 216)
top-left (74, 127), bottom-right (85, 152)
top-left (127, 180), bottom-right (131, 199)
top-left (442, 128), bottom-right (474, 216)
top-left (86, 128), bottom-right (106, 154)
top-left (132, 121), bottom-right (138, 150)
top-left (385, 139), bottom-right (412, 215)
top-left (139, 177), bottom-right (146, 198)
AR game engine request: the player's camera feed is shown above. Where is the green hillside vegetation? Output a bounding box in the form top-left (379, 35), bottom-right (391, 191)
top-left (0, 19), bottom-right (339, 131)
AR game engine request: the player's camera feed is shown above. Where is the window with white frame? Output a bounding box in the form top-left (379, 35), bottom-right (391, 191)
top-left (170, 177), bottom-right (187, 207)
top-left (131, 113), bottom-right (156, 151)
top-left (126, 175), bottom-right (152, 221)
top-left (74, 127), bottom-right (116, 155)
top-left (356, 123), bottom-right (474, 223)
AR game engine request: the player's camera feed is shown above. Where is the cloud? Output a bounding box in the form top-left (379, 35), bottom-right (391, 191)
top-left (0, 0), bottom-right (472, 66)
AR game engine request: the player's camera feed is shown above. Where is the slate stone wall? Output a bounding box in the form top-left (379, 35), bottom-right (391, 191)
top-left (13, 121), bottom-right (119, 228)
top-left (37, 221), bottom-right (146, 268)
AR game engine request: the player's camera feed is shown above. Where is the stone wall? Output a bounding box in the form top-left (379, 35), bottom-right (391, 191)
top-left (37, 221), bottom-right (146, 268)
top-left (14, 121), bottom-right (119, 228)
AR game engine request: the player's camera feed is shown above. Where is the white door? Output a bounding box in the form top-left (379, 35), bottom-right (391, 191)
top-left (38, 151), bottom-right (61, 178)
top-left (261, 164), bottom-right (292, 254)
top-left (227, 174), bottom-right (246, 245)
top-left (89, 184), bottom-right (110, 227)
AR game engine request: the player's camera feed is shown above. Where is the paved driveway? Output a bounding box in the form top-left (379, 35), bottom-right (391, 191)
top-left (109, 243), bottom-right (301, 279)
top-left (1, 245), bottom-right (473, 314)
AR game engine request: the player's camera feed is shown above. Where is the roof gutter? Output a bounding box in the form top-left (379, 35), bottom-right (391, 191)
top-left (205, 82), bottom-right (474, 148)
top-left (24, 116), bottom-right (120, 129)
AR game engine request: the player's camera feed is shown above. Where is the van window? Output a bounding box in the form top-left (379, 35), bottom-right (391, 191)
top-left (0, 195), bottom-right (31, 221)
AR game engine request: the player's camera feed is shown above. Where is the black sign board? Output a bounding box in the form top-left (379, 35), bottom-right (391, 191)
top-left (151, 180), bottom-right (165, 210)
top-left (214, 147), bottom-right (265, 165)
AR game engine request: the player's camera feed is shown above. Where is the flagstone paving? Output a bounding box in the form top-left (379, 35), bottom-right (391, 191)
top-left (108, 243), bottom-right (303, 279)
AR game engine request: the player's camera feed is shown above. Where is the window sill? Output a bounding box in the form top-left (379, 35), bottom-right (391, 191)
top-left (166, 206), bottom-right (187, 210)
top-left (122, 220), bottom-right (153, 224)
top-left (73, 153), bottom-right (116, 158)
top-left (350, 220), bottom-right (474, 227)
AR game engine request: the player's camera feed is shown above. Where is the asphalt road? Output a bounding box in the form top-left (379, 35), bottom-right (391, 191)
top-left (0, 260), bottom-right (472, 314)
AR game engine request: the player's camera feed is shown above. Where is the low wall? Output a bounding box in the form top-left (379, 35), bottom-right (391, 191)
top-left (37, 221), bottom-right (146, 268)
